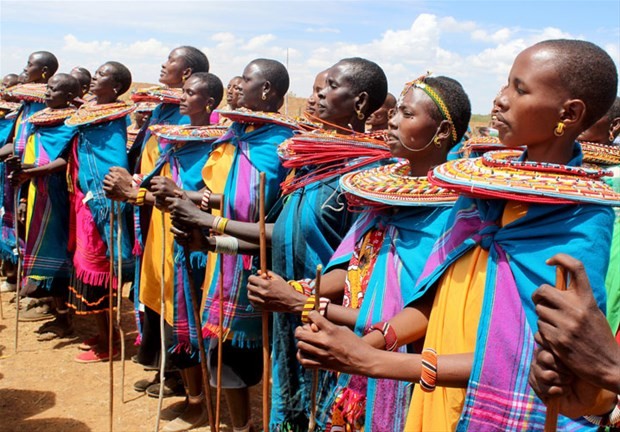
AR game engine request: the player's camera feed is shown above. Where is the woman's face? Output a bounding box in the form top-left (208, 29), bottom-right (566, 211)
top-left (160, 48), bottom-right (189, 86)
top-left (491, 46), bottom-right (568, 149)
top-left (44, 76), bottom-right (72, 109)
top-left (316, 62), bottom-right (359, 126)
top-left (387, 88), bottom-right (440, 159)
top-left (226, 77), bottom-right (242, 109)
top-left (22, 54), bottom-right (46, 83)
top-left (305, 70), bottom-right (328, 116)
top-left (179, 76), bottom-right (210, 116)
top-left (237, 63), bottom-right (266, 111)
top-left (90, 63), bottom-right (118, 98)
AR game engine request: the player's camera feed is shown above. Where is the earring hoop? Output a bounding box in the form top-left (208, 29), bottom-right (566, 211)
top-left (434, 137), bottom-right (442, 148)
top-left (356, 110), bottom-right (365, 121)
top-left (206, 106), bottom-right (211, 114)
top-left (554, 121), bottom-right (565, 137)
top-left (261, 92), bottom-right (267, 101)
top-left (42, 72), bottom-right (47, 79)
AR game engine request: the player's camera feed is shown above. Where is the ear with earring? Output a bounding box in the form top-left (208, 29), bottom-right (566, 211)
top-left (206, 106), bottom-right (212, 114)
top-left (434, 136), bottom-right (442, 148)
top-left (261, 91), bottom-right (267, 101)
top-left (42, 72), bottom-right (47, 80)
top-left (356, 109), bottom-right (365, 121)
top-left (554, 121), bottom-right (565, 137)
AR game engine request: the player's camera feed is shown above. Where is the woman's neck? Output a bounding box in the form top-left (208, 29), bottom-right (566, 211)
top-left (190, 112), bottom-right (211, 126)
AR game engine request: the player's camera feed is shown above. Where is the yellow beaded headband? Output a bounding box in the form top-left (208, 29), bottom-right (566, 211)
top-left (401, 73), bottom-right (458, 144)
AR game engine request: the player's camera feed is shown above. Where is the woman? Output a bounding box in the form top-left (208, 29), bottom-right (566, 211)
top-left (10, 74), bottom-right (81, 333)
top-left (250, 75), bottom-right (470, 431)
top-left (296, 39), bottom-right (619, 431)
top-left (167, 58), bottom-right (294, 432)
top-left (65, 61), bottom-right (135, 363)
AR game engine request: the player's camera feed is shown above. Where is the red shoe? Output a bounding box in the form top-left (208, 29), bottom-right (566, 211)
top-left (78, 333), bottom-right (120, 351)
top-left (74, 347), bottom-right (120, 363)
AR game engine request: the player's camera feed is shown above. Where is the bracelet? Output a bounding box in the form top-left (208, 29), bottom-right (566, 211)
top-left (288, 280), bottom-right (306, 295)
top-left (214, 236), bottom-right (239, 255)
top-left (364, 321), bottom-right (398, 352)
top-left (298, 279), bottom-right (315, 296)
top-left (301, 295), bottom-right (330, 324)
top-left (19, 198), bottom-right (27, 204)
top-left (584, 395), bottom-right (620, 427)
top-left (212, 216), bottom-right (229, 234)
top-left (200, 188), bottom-right (212, 212)
top-left (131, 173), bottom-right (144, 188)
top-left (419, 348), bottom-right (438, 393)
top-left (135, 188), bottom-right (148, 206)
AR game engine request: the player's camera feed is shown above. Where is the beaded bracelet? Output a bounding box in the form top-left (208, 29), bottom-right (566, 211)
top-left (419, 348), bottom-right (438, 393)
top-left (135, 188), bottom-right (148, 206)
top-left (364, 322), bottom-right (398, 352)
top-left (298, 279), bottom-right (314, 296)
top-left (301, 295), bottom-right (330, 324)
top-left (212, 216), bottom-right (229, 234)
top-left (214, 236), bottom-right (239, 255)
top-left (584, 396), bottom-right (620, 427)
top-left (200, 188), bottom-right (212, 212)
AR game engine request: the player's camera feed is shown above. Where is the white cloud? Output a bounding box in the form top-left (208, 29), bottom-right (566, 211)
top-left (244, 34), bottom-right (277, 51)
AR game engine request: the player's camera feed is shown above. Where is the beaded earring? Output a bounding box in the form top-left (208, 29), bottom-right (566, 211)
top-left (554, 121), bottom-right (565, 137)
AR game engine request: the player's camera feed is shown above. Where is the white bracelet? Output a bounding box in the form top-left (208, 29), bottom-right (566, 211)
top-left (214, 236), bottom-right (239, 255)
top-left (584, 395), bottom-right (620, 427)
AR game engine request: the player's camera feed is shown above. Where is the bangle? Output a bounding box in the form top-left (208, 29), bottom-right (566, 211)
top-left (420, 348), bottom-right (438, 393)
top-left (135, 188), bottom-right (147, 206)
top-left (301, 295), bottom-right (330, 323)
top-left (364, 321), bottom-right (398, 352)
top-left (288, 280), bottom-right (306, 295)
top-left (19, 198), bottom-right (27, 204)
top-left (200, 188), bottom-right (212, 212)
top-left (131, 173), bottom-right (144, 188)
top-left (212, 216), bottom-right (229, 234)
top-left (214, 236), bottom-right (238, 255)
top-left (298, 279), bottom-right (315, 296)
top-left (585, 396), bottom-right (620, 427)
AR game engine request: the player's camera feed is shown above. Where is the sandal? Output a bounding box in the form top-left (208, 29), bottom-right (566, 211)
top-left (36, 320), bottom-right (74, 341)
top-left (74, 347), bottom-right (120, 363)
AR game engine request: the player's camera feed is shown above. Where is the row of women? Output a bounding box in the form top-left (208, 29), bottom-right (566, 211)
top-left (0, 38), bottom-right (619, 432)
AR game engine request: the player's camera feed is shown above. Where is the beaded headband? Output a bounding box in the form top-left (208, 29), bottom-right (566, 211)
top-left (401, 73), bottom-right (458, 144)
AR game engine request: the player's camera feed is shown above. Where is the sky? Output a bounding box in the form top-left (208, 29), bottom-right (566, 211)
top-left (1, 0), bottom-right (619, 114)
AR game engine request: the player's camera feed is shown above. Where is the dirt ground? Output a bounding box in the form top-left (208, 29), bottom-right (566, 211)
top-left (0, 285), bottom-right (264, 432)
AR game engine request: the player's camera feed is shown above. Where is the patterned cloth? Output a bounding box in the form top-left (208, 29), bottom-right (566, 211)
top-left (139, 136), bottom-right (211, 355)
top-left (200, 122), bottom-right (293, 347)
top-left (325, 206), bottom-right (452, 432)
top-left (66, 117), bottom-right (135, 313)
top-left (407, 146), bottom-right (612, 431)
top-left (22, 121), bottom-right (76, 286)
top-left (270, 172), bottom-right (356, 432)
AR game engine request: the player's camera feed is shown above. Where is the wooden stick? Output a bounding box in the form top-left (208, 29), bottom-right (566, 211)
top-left (182, 246), bottom-right (216, 432)
top-left (108, 203), bottom-right (115, 432)
top-left (258, 172), bottom-right (270, 432)
top-left (115, 203), bottom-right (126, 403)
top-left (543, 266), bottom-right (568, 432)
top-left (308, 264), bottom-right (322, 432)
top-left (216, 194), bottom-right (225, 432)
top-left (13, 192), bottom-right (22, 353)
top-left (154, 211), bottom-right (167, 432)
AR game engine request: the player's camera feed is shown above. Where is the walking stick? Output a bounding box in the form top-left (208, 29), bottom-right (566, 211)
top-left (216, 194), bottom-right (225, 432)
top-left (115, 202), bottom-right (126, 403)
top-left (308, 264), bottom-right (322, 432)
top-left (155, 211), bottom-right (167, 432)
top-left (543, 266), bottom-right (568, 432)
top-left (108, 202), bottom-right (116, 432)
top-left (181, 245), bottom-right (216, 432)
top-left (13, 192), bottom-right (22, 353)
top-left (258, 172), bottom-right (270, 432)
